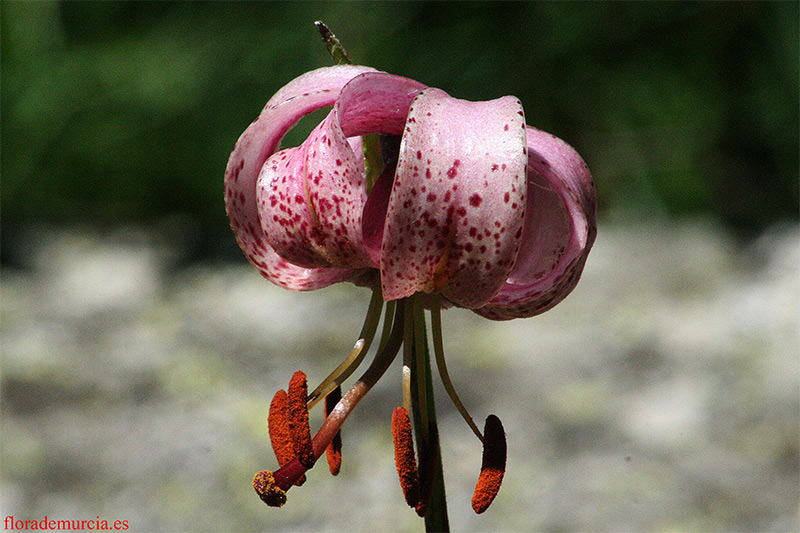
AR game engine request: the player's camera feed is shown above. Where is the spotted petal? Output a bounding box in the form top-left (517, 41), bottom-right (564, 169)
top-left (380, 88), bottom-right (528, 308)
top-left (257, 72), bottom-right (426, 270)
top-left (474, 126), bottom-right (597, 320)
top-left (224, 65), bottom-right (375, 289)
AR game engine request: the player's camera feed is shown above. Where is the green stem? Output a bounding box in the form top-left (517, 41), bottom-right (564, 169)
top-left (408, 294), bottom-right (449, 532)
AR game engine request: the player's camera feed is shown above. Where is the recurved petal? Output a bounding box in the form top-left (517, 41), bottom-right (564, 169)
top-left (474, 126), bottom-right (597, 320)
top-left (257, 71), bottom-right (426, 271)
top-left (256, 115), bottom-right (371, 269)
top-left (224, 65), bottom-right (375, 289)
top-left (380, 88), bottom-right (528, 308)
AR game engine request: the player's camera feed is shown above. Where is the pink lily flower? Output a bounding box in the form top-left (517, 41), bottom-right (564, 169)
top-left (226, 65), bottom-right (595, 318)
top-left (225, 64), bottom-right (596, 521)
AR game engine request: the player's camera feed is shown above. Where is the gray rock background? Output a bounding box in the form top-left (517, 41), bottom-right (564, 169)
top-left (2, 220), bottom-right (798, 531)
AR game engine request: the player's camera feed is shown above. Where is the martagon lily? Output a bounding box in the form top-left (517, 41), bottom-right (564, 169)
top-left (224, 25), bottom-right (596, 529)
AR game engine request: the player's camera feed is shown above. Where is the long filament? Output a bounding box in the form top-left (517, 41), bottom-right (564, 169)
top-left (429, 295), bottom-right (484, 443)
top-left (307, 289), bottom-right (384, 408)
top-left (269, 300), bottom-right (407, 493)
top-left (376, 300), bottom-right (396, 354)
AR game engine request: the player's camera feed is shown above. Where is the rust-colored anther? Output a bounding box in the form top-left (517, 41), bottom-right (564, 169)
top-left (324, 385), bottom-right (343, 476)
top-left (415, 420), bottom-right (439, 517)
top-left (268, 389), bottom-right (305, 486)
top-left (269, 390), bottom-right (294, 465)
top-left (391, 406), bottom-right (420, 508)
top-left (253, 470), bottom-right (287, 508)
top-left (287, 370), bottom-right (315, 468)
top-left (471, 414), bottom-right (507, 514)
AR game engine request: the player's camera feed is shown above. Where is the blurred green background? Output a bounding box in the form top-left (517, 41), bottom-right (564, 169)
top-left (2, 0), bottom-right (798, 260)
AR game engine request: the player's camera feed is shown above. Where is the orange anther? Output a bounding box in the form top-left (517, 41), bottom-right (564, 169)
top-left (269, 390), bottom-right (294, 466)
top-left (287, 371), bottom-right (315, 468)
top-left (391, 406), bottom-right (420, 508)
top-left (268, 389), bottom-right (306, 486)
top-left (471, 414), bottom-right (506, 514)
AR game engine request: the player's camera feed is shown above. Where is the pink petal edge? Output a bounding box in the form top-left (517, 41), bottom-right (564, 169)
top-left (224, 65), bottom-right (375, 290)
top-left (474, 126), bottom-right (597, 320)
top-left (256, 72), bottom-right (426, 271)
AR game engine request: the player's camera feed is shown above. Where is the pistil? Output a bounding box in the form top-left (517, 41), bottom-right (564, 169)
top-left (307, 289), bottom-right (384, 408)
top-left (255, 297), bottom-right (406, 503)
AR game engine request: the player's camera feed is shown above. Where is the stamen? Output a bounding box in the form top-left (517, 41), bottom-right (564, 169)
top-left (307, 290), bottom-right (385, 408)
top-left (307, 339), bottom-right (365, 409)
top-left (403, 293), bottom-right (442, 520)
top-left (430, 298), bottom-right (483, 443)
top-left (376, 300), bottom-right (396, 353)
top-left (287, 371), bottom-right (315, 468)
top-left (256, 300), bottom-right (407, 506)
top-left (402, 364), bottom-right (412, 415)
top-left (391, 406), bottom-right (419, 508)
top-left (471, 414), bottom-right (507, 514)
top-left (253, 470), bottom-right (287, 508)
top-left (268, 389), bottom-right (305, 486)
top-left (324, 385), bottom-right (343, 475)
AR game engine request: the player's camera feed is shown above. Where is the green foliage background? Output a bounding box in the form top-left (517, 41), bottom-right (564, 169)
top-left (3, 1), bottom-right (798, 249)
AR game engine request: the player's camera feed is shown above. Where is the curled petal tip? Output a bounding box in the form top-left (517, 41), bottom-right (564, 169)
top-left (475, 127), bottom-right (596, 320)
top-left (224, 65), bottom-right (377, 291)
